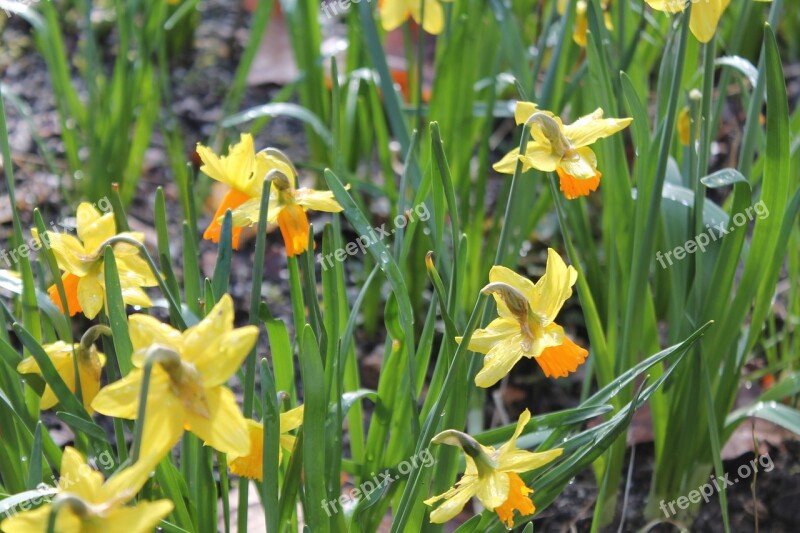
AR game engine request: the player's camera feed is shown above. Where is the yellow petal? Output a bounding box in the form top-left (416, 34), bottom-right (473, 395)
top-left (60, 447), bottom-right (104, 500)
top-left (77, 273), bottom-right (104, 320)
top-left (294, 188), bottom-right (344, 213)
top-left (92, 369), bottom-right (148, 419)
top-left (573, 1), bottom-right (589, 47)
top-left (116, 255), bottom-right (158, 286)
top-left (562, 109), bottom-right (633, 148)
top-left (558, 146), bottom-right (599, 183)
top-left (280, 404), bottom-right (305, 433)
top-left (474, 333), bottom-right (527, 388)
top-left (488, 265), bottom-right (537, 317)
top-left (77, 204), bottom-right (116, 253)
top-left (498, 447), bottom-right (563, 475)
top-left (138, 396), bottom-right (186, 458)
top-left (475, 471), bottom-right (511, 510)
top-left (464, 317), bottom-right (518, 354)
top-left (492, 146), bottom-right (523, 174)
top-left (119, 286), bottom-right (154, 309)
top-left (411, 0), bottom-right (446, 35)
top-left (0, 505), bottom-right (60, 533)
top-left (182, 293), bottom-right (234, 356)
top-left (531, 248), bottom-right (578, 322)
top-left (426, 477), bottom-right (480, 524)
top-left (498, 408), bottom-right (531, 458)
top-left (197, 134), bottom-right (263, 197)
top-left (519, 143), bottom-right (563, 173)
top-left (380, 0), bottom-right (411, 31)
top-left (43, 232), bottom-right (91, 276)
top-left (100, 458), bottom-right (163, 506)
top-left (100, 500), bottom-right (174, 533)
top-left (199, 328), bottom-right (258, 387)
top-left (645, 0), bottom-right (686, 13)
top-left (128, 314), bottom-right (183, 355)
top-left (514, 101), bottom-right (544, 125)
top-left (228, 196), bottom-right (282, 227)
top-left (690, 0), bottom-right (730, 43)
top-left (184, 386), bottom-right (251, 457)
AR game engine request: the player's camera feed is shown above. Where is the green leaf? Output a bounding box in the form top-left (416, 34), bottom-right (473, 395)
top-left (300, 326), bottom-right (328, 532)
top-left (103, 249), bottom-right (134, 376)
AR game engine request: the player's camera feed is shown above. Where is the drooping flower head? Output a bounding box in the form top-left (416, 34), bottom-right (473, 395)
top-left (34, 203), bottom-right (158, 319)
top-left (379, 0), bottom-right (454, 35)
top-left (17, 340), bottom-right (106, 414)
top-left (424, 410), bottom-right (562, 528)
top-left (228, 404), bottom-right (304, 481)
top-left (493, 102), bottom-right (632, 199)
top-left (645, 0), bottom-right (772, 44)
top-left (92, 294), bottom-right (257, 459)
top-left (197, 135), bottom-right (344, 256)
top-left (459, 249), bottom-right (588, 388)
top-left (0, 447), bottom-right (173, 533)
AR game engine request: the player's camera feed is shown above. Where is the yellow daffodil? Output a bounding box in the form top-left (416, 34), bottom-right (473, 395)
top-left (228, 405), bottom-right (304, 481)
top-left (17, 341), bottom-right (106, 414)
top-left (92, 294), bottom-right (257, 459)
top-left (34, 203), bottom-right (157, 319)
top-left (0, 447), bottom-right (173, 533)
top-left (493, 102), bottom-right (632, 199)
top-left (197, 134), bottom-right (343, 256)
top-left (425, 410), bottom-right (562, 528)
top-left (557, 0), bottom-right (613, 47)
top-left (379, 0), bottom-right (454, 34)
top-left (459, 249), bottom-right (588, 388)
top-left (645, 0), bottom-right (772, 43)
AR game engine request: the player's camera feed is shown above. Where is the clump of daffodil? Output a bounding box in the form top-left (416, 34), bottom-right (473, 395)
top-left (33, 203), bottom-right (157, 319)
top-left (0, 447), bottom-right (172, 533)
top-left (92, 294), bottom-right (257, 458)
top-left (645, 0), bottom-right (772, 43)
top-left (379, 0), bottom-right (454, 34)
top-left (557, 0), bottom-right (613, 47)
top-left (17, 340), bottom-right (106, 414)
top-left (228, 404), bottom-right (304, 481)
top-left (494, 102), bottom-right (632, 199)
top-left (197, 134), bottom-right (343, 256)
top-left (425, 410), bottom-right (562, 528)
top-left (459, 249), bottom-right (588, 388)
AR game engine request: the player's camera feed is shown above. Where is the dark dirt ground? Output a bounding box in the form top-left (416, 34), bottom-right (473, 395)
top-left (1, 3), bottom-right (798, 533)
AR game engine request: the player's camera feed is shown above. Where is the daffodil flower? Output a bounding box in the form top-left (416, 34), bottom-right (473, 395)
top-left (645, 0), bottom-right (772, 43)
top-left (197, 134), bottom-right (274, 249)
top-left (228, 404), bottom-right (304, 481)
top-left (92, 294), bottom-right (258, 459)
top-left (459, 249), bottom-right (588, 388)
top-left (557, 0), bottom-right (613, 47)
top-left (17, 341), bottom-right (106, 414)
top-left (33, 203), bottom-right (157, 319)
top-left (379, 0), bottom-right (454, 35)
top-left (424, 410), bottom-right (562, 528)
top-left (493, 102), bottom-right (632, 199)
top-left (228, 160), bottom-right (344, 258)
top-left (197, 134), bottom-right (343, 256)
top-left (0, 447), bottom-right (173, 533)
